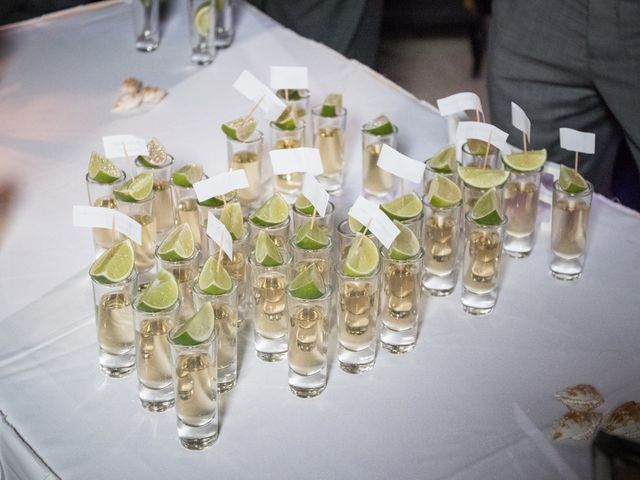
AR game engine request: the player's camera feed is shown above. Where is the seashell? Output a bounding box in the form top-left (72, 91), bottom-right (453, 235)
top-left (554, 384), bottom-right (604, 412)
top-left (112, 92), bottom-right (143, 112)
top-left (142, 86), bottom-right (168, 104)
top-left (601, 401), bottom-right (640, 439)
top-left (550, 411), bottom-right (602, 441)
top-left (120, 77), bottom-right (142, 95)
top-left (146, 138), bottom-right (168, 166)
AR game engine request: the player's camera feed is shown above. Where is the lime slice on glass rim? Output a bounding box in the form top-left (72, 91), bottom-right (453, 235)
top-left (466, 138), bottom-right (493, 156)
top-left (198, 256), bottom-right (233, 295)
top-left (88, 152), bottom-right (120, 184)
top-left (457, 166), bottom-right (510, 189)
top-left (274, 105), bottom-right (298, 131)
top-left (344, 234), bottom-right (379, 277)
top-left (289, 263), bottom-right (325, 299)
top-left (250, 193), bottom-right (289, 227)
top-left (294, 194), bottom-right (315, 215)
top-left (389, 221), bottom-right (420, 260)
top-left (320, 93), bottom-right (342, 117)
top-left (348, 216), bottom-right (368, 234)
top-left (113, 172), bottom-right (154, 202)
top-left (138, 269), bottom-right (179, 312)
top-left (426, 174), bottom-right (462, 208)
top-left (294, 220), bottom-right (329, 250)
top-left (171, 164), bottom-right (203, 188)
top-left (221, 116), bottom-right (257, 142)
top-left (277, 89), bottom-right (304, 101)
top-left (89, 239), bottom-right (135, 284)
top-left (220, 202), bottom-right (244, 240)
top-left (471, 188), bottom-right (504, 226)
top-left (364, 114), bottom-right (394, 136)
top-left (381, 192), bottom-right (423, 221)
top-left (428, 145), bottom-right (457, 174)
top-left (559, 164), bottom-right (588, 194)
top-left (157, 224), bottom-right (196, 261)
top-left (255, 231), bottom-right (284, 267)
top-left (171, 303), bottom-right (215, 346)
top-left (198, 191), bottom-right (235, 208)
top-left (502, 149), bottom-right (547, 173)
top-left (194, 2), bottom-right (212, 38)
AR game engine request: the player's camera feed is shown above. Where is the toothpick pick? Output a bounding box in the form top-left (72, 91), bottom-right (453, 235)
top-left (216, 231), bottom-right (224, 272)
top-left (522, 131), bottom-right (528, 156)
top-left (482, 131), bottom-right (493, 169)
top-left (310, 209), bottom-right (316, 229)
top-left (354, 219), bottom-right (372, 252)
top-left (285, 89), bottom-right (289, 103)
top-left (122, 143), bottom-right (134, 176)
top-left (111, 213), bottom-right (116, 240)
top-left (400, 179), bottom-right (405, 207)
top-left (244, 95), bottom-right (264, 123)
top-left (574, 151), bottom-right (579, 173)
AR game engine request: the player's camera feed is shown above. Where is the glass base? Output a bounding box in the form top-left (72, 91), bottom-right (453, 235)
top-left (135, 36), bottom-right (159, 52)
top-left (99, 349), bottom-right (135, 378)
top-left (288, 368), bottom-right (326, 398)
top-left (504, 249), bottom-right (531, 259)
top-left (380, 324), bottom-right (417, 354)
top-left (191, 51), bottom-right (215, 65)
top-left (462, 304), bottom-right (494, 316)
top-left (178, 418), bottom-right (218, 450)
top-left (316, 174), bottom-right (342, 194)
top-left (551, 270), bottom-right (582, 281)
top-left (255, 334), bottom-right (287, 362)
top-left (421, 270), bottom-right (457, 297)
top-left (461, 287), bottom-right (497, 316)
top-left (139, 382), bottom-right (174, 412)
top-left (218, 378), bottom-right (236, 393)
top-left (504, 232), bottom-right (534, 258)
top-left (381, 341), bottom-right (416, 354)
top-left (337, 343), bottom-right (376, 374)
top-left (256, 350), bottom-right (287, 362)
top-left (339, 360), bottom-right (375, 374)
top-left (550, 254), bottom-right (584, 281)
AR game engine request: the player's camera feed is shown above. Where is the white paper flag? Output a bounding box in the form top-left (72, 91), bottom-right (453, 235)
top-left (301, 173), bottom-right (329, 217)
top-left (437, 92), bottom-right (483, 118)
top-left (270, 66), bottom-right (309, 90)
top-left (233, 70), bottom-right (286, 121)
top-left (73, 206), bottom-right (142, 245)
top-left (511, 102), bottom-right (531, 141)
top-left (376, 145), bottom-right (425, 182)
top-left (455, 121), bottom-right (509, 160)
top-left (193, 170), bottom-right (248, 203)
top-left (113, 211), bottom-right (143, 245)
top-left (559, 128), bottom-right (595, 154)
top-left (102, 135), bottom-right (148, 159)
top-left (348, 196), bottom-right (400, 250)
top-left (270, 148), bottom-right (323, 176)
top-left (206, 211), bottom-right (233, 259)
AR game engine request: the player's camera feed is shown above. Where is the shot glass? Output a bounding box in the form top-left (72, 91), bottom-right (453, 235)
top-left (286, 286), bottom-right (333, 398)
top-left (227, 130), bottom-right (265, 208)
top-left (193, 282), bottom-right (238, 392)
top-left (398, 210), bottom-right (423, 238)
top-left (461, 212), bottom-right (507, 315)
top-left (550, 180), bottom-right (593, 280)
top-left (277, 89), bottom-right (311, 145)
top-left (172, 180), bottom-right (203, 253)
top-left (292, 201), bottom-right (335, 236)
top-left (336, 219), bottom-right (379, 262)
top-left (133, 298), bottom-right (180, 411)
top-left (188, 0), bottom-right (216, 65)
top-left (270, 120), bottom-right (306, 202)
top-left (312, 105), bottom-right (347, 193)
top-left (169, 327), bottom-right (218, 450)
top-left (135, 155), bottom-right (175, 237)
top-left (462, 182), bottom-right (506, 220)
top-left (249, 251), bottom-right (292, 361)
top-left (214, 0), bottom-right (234, 48)
top-left (131, 0), bottom-right (160, 52)
top-left (421, 197), bottom-right (462, 296)
top-left (289, 238), bottom-right (333, 286)
top-left (249, 216), bottom-right (290, 252)
top-left (197, 191), bottom-right (238, 260)
top-left (380, 248), bottom-right (423, 353)
top-left (361, 124), bottom-right (398, 199)
top-left (423, 162), bottom-right (458, 197)
top-left (115, 194), bottom-right (157, 285)
top-left (461, 141), bottom-right (500, 169)
top-left (335, 265), bottom-right (380, 373)
top-left (156, 247), bottom-right (200, 324)
top-left (503, 167), bottom-right (542, 258)
top-left (91, 269), bottom-right (137, 377)
top-left (85, 170), bottom-right (127, 255)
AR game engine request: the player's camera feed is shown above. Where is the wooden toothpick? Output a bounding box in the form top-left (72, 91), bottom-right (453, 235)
top-left (310, 209), bottom-right (316, 229)
top-left (122, 143), bottom-right (134, 176)
top-left (482, 131), bottom-right (493, 169)
top-left (216, 231), bottom-right (224, 272)
top-left (285, 89), bottom-right (289, 103)
top-left (522, 131), bottom-right (528, 156)
top-left (574, 151), bottom-right (579, 173)
top-left (354, 219), bottom-right (372, 252)
top-left (243, 95), bottom-right (264, 123)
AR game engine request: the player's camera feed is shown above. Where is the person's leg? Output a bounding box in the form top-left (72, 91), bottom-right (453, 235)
top-left (488, 0), bottom-right (623, 195)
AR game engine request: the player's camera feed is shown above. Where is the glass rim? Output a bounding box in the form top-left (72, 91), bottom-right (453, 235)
top-left (269, 119), bottom-right (306, 132)
top-left (167, 323), bottom-right (218, 349)
top-left (155, 246), bottom-right (200, 265)
top-left (114, 190), bottom-right (156, 204)
top-left (85, 169), bottom-right (127, 186)
top-left (192, 278), bottom-right (238, 299)
top-left (288, 236), bottom-right (333, 252)
top-left (360, 123), bottom-right (398, 136)
top-left (381, 246), bottom-right (425, 262)
top-left (132, 296), bottom-right (181, 314)
top-left (248, 249), bottom-right (292, 268)
top-left (285, 283), bottom-right (333, 301)
top-left (552, 179), bottom-right (594, 197)
top-left (293, 200), bottom-right (335, 218)
top-left (421, 194), bottom-right (462, 210)
top-left (311, 104), bottom-right (348, 118)
top-left (249, 215), bottom-right (290, 230)
top-left (134, 154), bottom-right (175, 170)
top-left (227, 129), bottom-right (263, 145)
top-left (90, 267), bottom-right (137, 287)
top-left (276, 88), bottom-right (310, 100)
top-left (337, 219), bottom-right (375, 237)
top-left (463, 210), bottom-right (508, 228)
top-left (197, 190), bottom-right (237, 208)
top-left (334, 262), bottom-right (380, 279)
top-left (461, 141), bottom-right (498, 155)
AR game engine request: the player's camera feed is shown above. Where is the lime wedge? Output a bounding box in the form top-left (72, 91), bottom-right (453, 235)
top-left (220, 202), bottom-right (244, 240)
top-left (171, 303), bottom-right (215, 346)
top-left (466, 138), bottom-right (492, 156)
top-left (471, 187), bottom-right (503, 226)
top-left (364, 114), bottom-right (394, 136)
top-left (250, 194), bottom-right (289, 227)
top-left (194, 2), bottom-right (211, 37)
top-left (294, 220), bottom-right (329, 250)
top-left (139, 269), bottom-right (179, 312)
top-left (389, 221), bottom-right (419, 260)
top-left (277, 89), bottom-right (304, 101)
top-left (320, 93), bottom-right (342, 117)
top-left (88, 152), bottom-right (120, 184)
top-left (89, 239), bottom-right (135, 284)
top-left (157, 224), bottom-right (196, 261)
top-left (559, 164), bottom-right (588, 194)
top-left (274, 105), bottom-right (297, 131)
top-left (429, 145), bottom-right (457, 174)
top-left (198, 191), bottom-right (235, 208)
top-left (255, 230), bottom-right (283, 267)
top-left (457, 166), bottom-right (510, 189)
top-left (426, 174), bottom-right (462, 208)
top-left (198, 256), bottom-right (233, 295)
top-left (294, 195), bottom-right (315, 215)
top-left (146, 138), bottom-right (168, 167)
top-left (381, 192), bottom-right (423, 221)
top-left (221, 116), bottom-right (257, 142)
top-left (502, 149), bottom-right (547, 173)
top-left (172, 164), bottom-right (203, 188)
top-left (289, 263), bottom-right (325, 299)
top-left (113, 172), bottom-right (154, 202)
top-left (344, 234), bottom-right (379, 277)
top-left (348, 216), bottom-right (367, 234)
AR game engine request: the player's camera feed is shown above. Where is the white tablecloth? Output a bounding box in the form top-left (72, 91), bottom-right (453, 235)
top-left (1, 1), bottom-right (639, 479)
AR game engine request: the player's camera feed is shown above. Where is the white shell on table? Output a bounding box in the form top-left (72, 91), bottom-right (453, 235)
top-left (554, 384), bottom-right (604, 412)
top-left (120, 77), bottom-right (142, 95)
top-left (550, 411), bottom-right (603, 441)
top-left (112, 92), bottom-right (143, 112)
top-left (602, 401), bottom-right (640, 439)
top-left (142, 86), bottom-right (168, 104)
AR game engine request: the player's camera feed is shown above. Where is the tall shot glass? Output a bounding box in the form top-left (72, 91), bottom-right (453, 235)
top-left (503, 167), bottom-right (542, 258)
top-left (86, 170), bottom-right (127, 255)
top-left (188, 0), bottom-right (216, 65)
top-left (312, 105), bottom-right (347, 193)
top-left (361, 123), bottom-right (398, 199)
top-left (227, 130), bottom-right (265, 208)
top-left (131, 0), bottom-right (160, 52)
top-left (135, 155), bottom-right (175, 237)
top-left (461, 140), bottom-right (500, 169)
top-left (550, 180), bottom-right (593, 280)
top-left (214, 0), bottom-right (234, 48)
